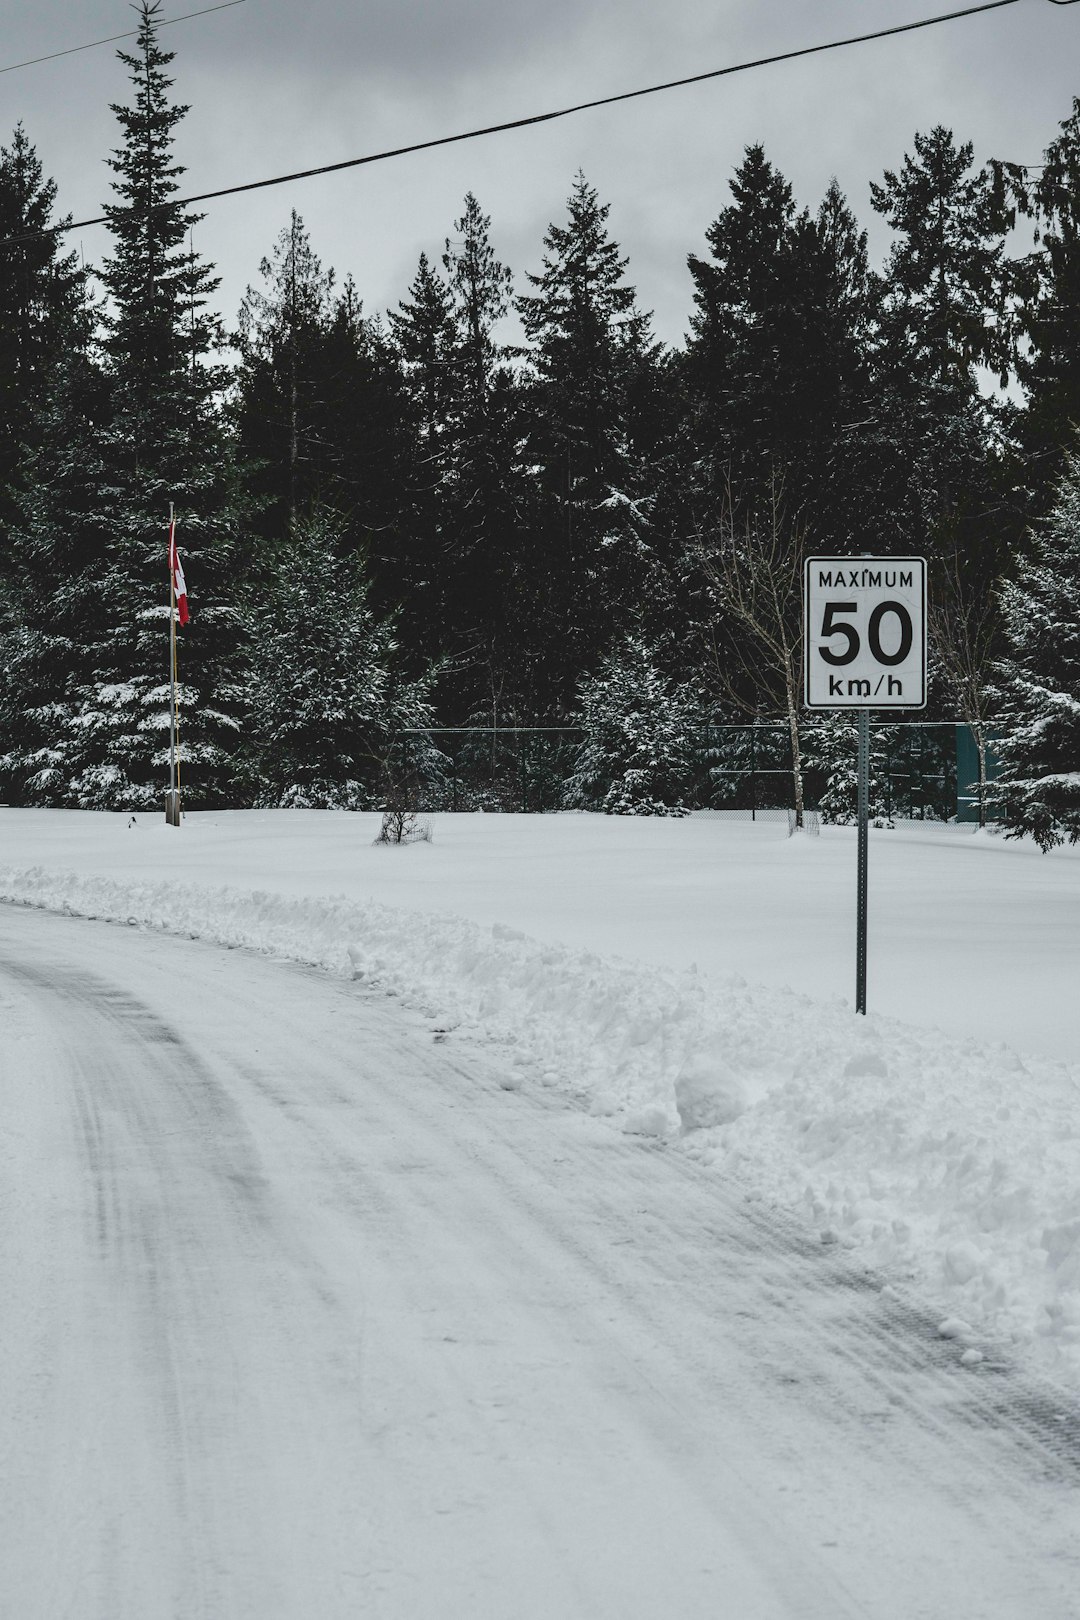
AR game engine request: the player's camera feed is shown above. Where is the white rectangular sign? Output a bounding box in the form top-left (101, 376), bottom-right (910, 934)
top-left (803, 556), bottom-right (926, 709)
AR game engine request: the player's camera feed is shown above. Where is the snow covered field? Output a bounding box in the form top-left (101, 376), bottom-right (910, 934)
top-left (2, 806), bottom-right (1079, 1392)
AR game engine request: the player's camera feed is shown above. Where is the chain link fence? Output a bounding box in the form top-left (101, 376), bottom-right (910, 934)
top-left (398, 722), bottom-right (968, 819)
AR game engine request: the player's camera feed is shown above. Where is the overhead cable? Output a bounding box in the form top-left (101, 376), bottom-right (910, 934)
top-left (0, 0), bottom-right (1057, 249)
top-left (0, 1), bottom-right (246, 78)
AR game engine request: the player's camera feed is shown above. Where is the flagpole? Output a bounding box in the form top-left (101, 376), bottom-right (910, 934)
top-left (167, 503), bottom-right (180, 825)
top-left (174, 577), bottom-right (182, 804)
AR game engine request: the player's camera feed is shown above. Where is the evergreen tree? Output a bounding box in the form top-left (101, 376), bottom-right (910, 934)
top-left (797, 180), bottom-right (875, 551)
top-left (62, 0), bottom-right (246, 808)
top-left (871, 126), bottom-right (1008, 393)
top-left (1005, 99), bottom-right (1080, 517)
top-left (683, 152), bottom-right (874, 563)
top-left (389, 204), bottom-right (530, 721)
top-left (866, 126), bottom-right (1009, 555)
top-left (0, 304), bottom-right (111, 805)
top-left (386, 250), bottom-right (458, 659)
top-left (443, 193), bottom-right (512, 407)
top-left (234, 210), bottom-right (337, 546)
top-left (439, 193), bottom-right (524, 721)
top-left (321, 282), bottom-right (409, 554)
top-left (236, 219), bottom-right (410, 581)
top-left (992, 453), bottom-right (1080, 848)
top-left (802, 715), bottom-right (898, 826)
top-left (519, 172), bottom-right (651, 495)
top-left (0, 125), bottom-right (84, 566)
top-left (686, 145), bottom-right (801, 509)
top-left (389, 251), bottom-right (458, 438)
top-left (517, 173), bottom-right (659, 711)
top-left (240, 511), bottom-right (436, 809)
top-left (563, 633), bottom-right (702, 816)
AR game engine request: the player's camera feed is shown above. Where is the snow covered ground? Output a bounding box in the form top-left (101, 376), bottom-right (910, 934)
top-left (2, 899), bottom-right (1078, 1618)
top-left (2, 806), bottom-right (1079, 1395)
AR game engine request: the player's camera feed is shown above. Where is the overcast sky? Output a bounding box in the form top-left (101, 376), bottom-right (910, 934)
top-left (3, 0), bottom-right (1079, 346)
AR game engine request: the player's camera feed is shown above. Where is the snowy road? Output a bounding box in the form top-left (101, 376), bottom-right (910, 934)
top-left (1, 906), bottom-right (1077, 1620)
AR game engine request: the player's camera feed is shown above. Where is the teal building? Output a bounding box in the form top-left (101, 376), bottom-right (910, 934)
top-left (956, 727), bottom-right (1001, 822)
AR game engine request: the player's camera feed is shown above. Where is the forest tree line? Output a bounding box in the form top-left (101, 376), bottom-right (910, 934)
top-left (1, 4), bottom-right (1079, 843)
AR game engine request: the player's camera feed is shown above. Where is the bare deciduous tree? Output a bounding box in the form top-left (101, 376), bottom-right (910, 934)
top-left (696, 480), bottom-right (809, 826)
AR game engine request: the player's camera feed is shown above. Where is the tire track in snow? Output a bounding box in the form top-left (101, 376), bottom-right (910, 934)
top-left (192, 945), bottom-right (1080, 1611)
top-left (1, 905), bottom-right (1078, 1619)
top-left (0, 947), bottom-right (272, 1620)
top-left (263, 986), bottom-right (1080, 1496)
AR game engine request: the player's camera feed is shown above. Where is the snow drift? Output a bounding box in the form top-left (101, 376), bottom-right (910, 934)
top-left (2, 855), bottom-right (1078, 1387)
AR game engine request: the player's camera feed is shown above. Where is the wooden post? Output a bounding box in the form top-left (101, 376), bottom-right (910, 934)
top-left (166, 504), bottom-right (181, 825)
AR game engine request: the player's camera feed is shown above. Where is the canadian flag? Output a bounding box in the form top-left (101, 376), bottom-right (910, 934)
top-left (168, 519), bottom-right (189, 626)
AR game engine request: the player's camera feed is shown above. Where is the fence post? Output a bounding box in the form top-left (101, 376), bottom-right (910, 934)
top-left (751, 726), bottom-right (757, 821)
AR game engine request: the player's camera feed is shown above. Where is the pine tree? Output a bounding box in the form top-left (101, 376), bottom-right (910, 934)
top-left (797, 180), bottom-right (875, 551)
top-left (686, 145), bottom-right (800, 510)
top-left (563, 633), bottom-right (702, 815)
top-left (0, 304), bottom-right (111, 805)
top-left (386, 250), bottom-right (458, 660)
top-left (389, 252), bottom-right (457, 443)
top-left (388, 203), bottom-right (529, 720)
top-left (234, 209), bottom-right (336, 547)
top-left (319, 281), bottom-right (408, 556)
top-left (240, 511), bottom-right (436, 809)
top-left (236, 220), bottom-right (411, 593)
top-left (0, 125), bottom-right (84, 567)
top-left (517, 173), bottom-right (659, 711)
top-left (871, 126), bottom-right (1008, 393)
top-left (519, 173), bottom-right (650, 495)
top-left (866, 126), bottom-right (1008, 553)
top-left (992, 453), bottom-right (1080, 848)
top-left (802, 715), bottom-right (898, 826)
top-left (62, 0), bottom-right (246, 809)
top-left (443, 193), bottom-right (512, 408)
top-left (439, 193), bottom-right (523, 721)
top-left (683, 152), bottom-right (874, 558)
top-left (1005, 99), bottom-right (1080, 517)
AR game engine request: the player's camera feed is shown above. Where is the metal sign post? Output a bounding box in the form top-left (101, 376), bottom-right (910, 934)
top-left (855, 709), bottom-right (870, 1013)
top-left (803, 557), bottom-right (927, 1014)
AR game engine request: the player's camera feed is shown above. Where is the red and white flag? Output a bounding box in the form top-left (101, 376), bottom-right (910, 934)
top-left (168, 519), bottom-right (189, 626)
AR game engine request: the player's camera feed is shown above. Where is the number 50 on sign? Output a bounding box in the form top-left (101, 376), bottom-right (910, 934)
top-left (803, 557), bottom-right (927, 710)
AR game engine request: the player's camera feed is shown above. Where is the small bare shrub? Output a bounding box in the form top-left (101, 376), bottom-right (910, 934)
top-left (374, 808), bottom-right (433, 845)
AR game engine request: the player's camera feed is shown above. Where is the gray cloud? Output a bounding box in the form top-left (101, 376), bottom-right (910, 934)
top-left (3, 0), bottom-right (1078, 345)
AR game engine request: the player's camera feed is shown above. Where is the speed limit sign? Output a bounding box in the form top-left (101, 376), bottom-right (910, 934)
top-left (801, 555), bottom-right (927, 1017)
top-left (803, 557), bottom-right (926, 710)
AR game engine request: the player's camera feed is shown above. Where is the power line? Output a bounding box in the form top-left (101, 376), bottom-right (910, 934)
top-left (0, 1), bottom-right (247, 78)
top-left (0, 0), bottom-right (1065, 251)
